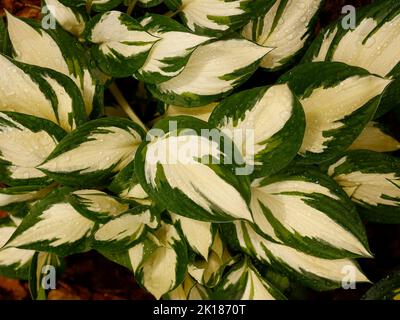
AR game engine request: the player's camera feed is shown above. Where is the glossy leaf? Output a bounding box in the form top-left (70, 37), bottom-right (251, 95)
top-left (327, 150), bottom-right (400, 224)
top-left (136, 14), bottom-right (211, 84)
top-left (278, 62), bottom-right (391, 163)
top-left (135, 116), bottom-right (253, 222)
top-left (148, 38), bottom-right (272, 107)
top-left (128, 222), bottom-right (188, 299)
top-left (209, 84), bottom-right (305, 177)
top-left (6, 13), bottom-right (101, 117)
top-left (84, 11), bottom-right (159, 77)
top-left (38, 117), bottom-right (145, 187)
top-left (0, 112), bottom-right (66, 186)
top-left (242, 0), bottom-right (323, 71)
top-left (251, 167), bottom-right (371, 259)
top-left (0, 54), bottom-right (87, 132)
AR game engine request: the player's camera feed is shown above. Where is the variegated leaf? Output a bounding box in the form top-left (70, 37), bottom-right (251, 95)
top-left (226, 221), bottom-right (370, 291)
top-left (69, 190), bottom-right (129, 223)
top-left (44, 0), bottom-right (87, 37)
top-left (278, 62), bottom-right (391, 163)
top-left (0, 112), bottom-right (66, 186)
top-left (0, 217), bottom-right (35, 279)
top-left (165, 103), bottom-right (217, 122)
top-left (128, 222), bottom-right (188, 299)
top-left (108, 160), bottom-right (150, 204)
top-left (1, 194), bottom-right (37, 227)
top-left (303, 0), bottom-right (400, 117)
top-left (171, 213), bottom-right (212, 260)
top-left (38, 117), bottom-right (145, 187)
top-left (5, 188), bottom-right (96, 256)
top-left (213, 258), bottom-right (285, 300)
top-left (94, 205), bottom-right (158, 250)
top-left (0, 54), bottom-right (87, 132)
top-left (60, 0), bottom-right (123, 12)
top-left (165, 0), bottom-right (274, 36)
top-left (251, 167), bottom-right (371, 258)
top-left (84, 11), bottom-right (159, 77)
top-left (209, 84), bottom-right (305, 177)
top-left (136, 14), bottom-right (212, 84)
top-left (137, 0), bottom-right (164, 7)
top-left (304, 0), bottom-right (400, 78)
top-left (148, 39), bottom-right (272, 107)
top-left (242, 0), bottom-right (322, 71)
top-left (188, 231), bottom-right (234, 288)
top-left (0, 186), bottom-right (52, 210)
top-left (349, 122), bottom-right (400, 152)
top-left (327, 150), bottom-right (400, 224)
top-left (98, 249), bottom-right (134, 271)
top-left (135, 116), bottom-right (253, 222)
top-left (166, 274), bottom-right (209, 300)
top-left (6, 13), bottom-right (101, 117)
top-left (29, 252), bottom-right (63, 300)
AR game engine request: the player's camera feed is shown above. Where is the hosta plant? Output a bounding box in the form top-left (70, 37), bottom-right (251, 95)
top-left (0, 0), bottom-right (399, 300)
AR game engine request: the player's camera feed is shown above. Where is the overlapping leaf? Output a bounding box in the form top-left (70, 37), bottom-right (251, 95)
top-left (136, 14), bottom-right (212, 84)
top-left (187, 231), bottom-right (234, 288)
top-left (242, 0), bottom-right (323, 71)
top-left (165, 0), bottom-right (275, 36)
top-left (0, 112), bottom-right (66, 186)
top-left (171, 213), bottom-right (213, 260)
top-left (60, 0), bottom-right (123, 12)
top-left (128, 222), bottom-right (188, 299)
top-left (29, 252), bottom-right (63, 300)
top-left (148, 38), bottom-right (272, 107)
top-left (6, 13), bottom-right (101, 117)
top-left (304, 0), bottom-right (400, 78)
top-left (108, 160), bottom-right (150, 203)
top-left (224, 221), bottom-right (370, 291)
top-left (213, 258), bottom-right (285, 300)
top-left (349, 122), bottom-right (400, 152)
top-left (43, 0), bottom-right (88, 37)
top-left (84, 11), bottom-right (159, 77)
top-left (0, 54), bottom-right (87, 132)
top-left (165, 103), bottom-right (217, 122)
top-left (4, 186), bottom-right (135, 256)
top-left (166, 274), bottom-right (210, 300)
top-left (0, 186), bottom-right (52, 211)
top-left (38, 117), bottom-right (145, 187)
top-left (327, 150), bottom-right (400, 224)
top-left (278, 62), bottom-right (391, 163)
top-left (69, 190), bottom-right (129, 222)
top-left (4, 188), bottom-right (96, 256)
top-left (303, 0), bottom-right (400, 117)
top-left (137, 0), bottom-right (164, 7)
top-left (0, 216), bottom-right (35, 279)
top-left (209, 84), bottom-right (305, 177)
top-left (135, 116), bottom-right (253, 222)
top-left (94, 205), bottom-right (159, 250)
top-left (250, 167), bottom-right (371, 258)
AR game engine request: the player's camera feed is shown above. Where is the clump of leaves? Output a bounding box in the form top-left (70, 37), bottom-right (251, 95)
top-left (0, 0), bottom-right (399, 300)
